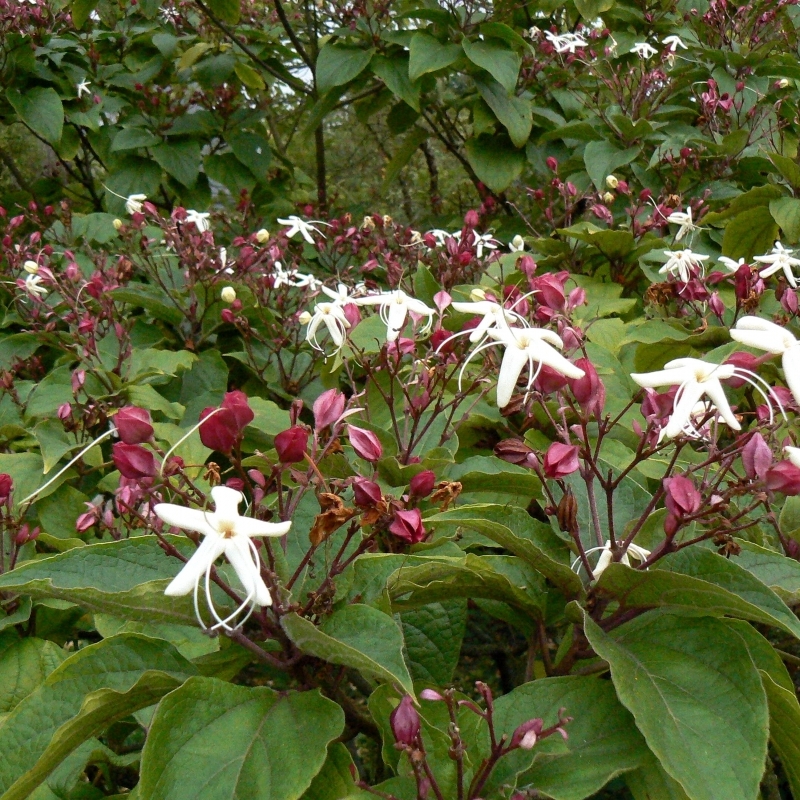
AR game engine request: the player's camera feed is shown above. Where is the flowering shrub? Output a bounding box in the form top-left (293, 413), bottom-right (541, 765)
top-left (5, 0), bottom-right (800, 799)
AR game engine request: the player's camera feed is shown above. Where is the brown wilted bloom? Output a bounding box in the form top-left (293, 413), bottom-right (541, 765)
top-left (431, 481), bottom-right (462, 511)
top-left (713, 532), bottom-right (741, 558)
top-left (556, 488), bottom-right (578, 536)
top-left (645, 282), bottom-right (677, 307)
top-left (309, 492), bottom-right (356, 546)
top-left (203, 462), bottom-right (221, 486)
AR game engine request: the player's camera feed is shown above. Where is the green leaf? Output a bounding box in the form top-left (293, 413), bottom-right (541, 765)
top-left (234, 62), bottom-right (266, 90)
top-left (426, 504), bottom-right (583, 596)
top-left (0, 634), bottom-right (197, 800)
top-left (70, 0), bottom-right (99, 28)
top-left (494, 677), bottom-right (648, 800)
top-left (465, 136), bottom-right (525, 192)
top-left (112, 283), bottom-right (184, 326)
top-left (463, 38), bottom-right (521, 92)
top-left (0, 453), bottom-right (67, 510)
top-left (204, 153), bottom-right (256, 195)
top-left (0, 632), bottom-right (66, 713)
top-left (110, 128), bottom-right (161, 153)
top-left (585, 612), bottom-right (768, 800)
top-left (769, 152), bottom-right (800, 189)
top-left (140, 677), bottom-right (343, 800)
top-left (7, 88), bottom-right (63, 145)
top-left (301, 743), bottom-right (370, 800)
top-left (761, 672), bottom-right (800, 799)
top-left (401, 600), bottom-right (466, 685)
top-left (575, 0), bottom-right (614, 17)
top-left (316, 44), bottom-right (375, 94)
top-left (388, 555), bottom-right (547, 618)
top-left (408, 33), bottom-right (461, 82)
top-left (732, 540), bottom-right (800, 603)
top-left (770, 197), bottom-right (800, 243)
top-left (372, 55), bottom-right (420, 112)
top-left (152, 140), bottom-right (202, 188)
top-left (228, 132), bottom-right (272, 180)
top-left (583, 140), bottom-right (641, 191)
top-left (595, 547), bottom-right (800, 640)
top-left (722, 205), bottom-right (779, 260)
top-left (282, 605), bottom-right (413, 693)
top-left (626, 752), bottom-right (691, 800)
top-left (381, 125), bottom-right (428, 190)
top-left (0, 536), bottom-right (204, 626)
top-left (475, 78), bottom-right (532, 148)
top-left (206, 0), bottom-right (239, 24)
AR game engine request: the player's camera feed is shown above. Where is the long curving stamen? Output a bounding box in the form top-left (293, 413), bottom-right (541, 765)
top-left (20, 427), bottom-right (116, 507)
top-left (457, 339), bottom-right (499, 392)
top-left (161, 407), bottom-right (224, 475)
top-left (730, 367), bottom-right (787, 424)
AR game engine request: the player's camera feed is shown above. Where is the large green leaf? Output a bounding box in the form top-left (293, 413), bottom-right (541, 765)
top-left (732, 540), bottom-right (800, 602)
top-left (206, 0), bottom-right (239, 24)
top-left (426, 504), bottom-right (583, 596)
top-left (0, 631), bottom-right (66, 713)
top-left (463, 38), bottom-right (521, 92)
top-left (0, 536), bottom-right (203, 625)
top-left (381, 125), bottom-right (428, 190)
top-left (770, 197), bottom-right (800, 243)
top-left (496, 677), bottom-right (649, 800)
top-left (371, 55), bottom-right (419, 111)
top-left (301, 743), bottom-right (371, 800)
top-left (400, 599), bottom-right (466, 685)
top-left (139, 677), bottom-right (344, 800)
top-left (316, 44), bottom-right (375, 94)
top-left (152, 140), bottom-right (202, 187)
top-left (595, 546), bottom-right (800, 640)
top-left (282, 605), bottom-right (413, 693)
top-left (585, 612), bottom-right (768, 800)
top-left (722, 206), bottom-right (778, 260)
top-left (475, 78), bottom-right (532, 148)
top-left (761, 673), bottom-right (800, 799)
top-left (7, 88), bottom-right (63, 145)
top-left (626, 752), bottom-right (691, 800)
top-left (465, 136), bottom-right (525, 192)
top-left (408, 33), bottom-right (461, 81)
top-left (388, 554), bottom-right (547, 618)
top-left (0, 634), bottom-right (196, 800)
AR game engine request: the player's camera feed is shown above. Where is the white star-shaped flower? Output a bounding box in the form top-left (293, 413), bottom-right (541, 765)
top-left (662, 35), bottom-right (688, 52)
top-left (277, 215), bottom-right (331, 244)
top-left (449, 298), bottom-right (528, 344)
top-left (354, 290), bottom-right (435, 342)
top-left (545, 31), bottom-right (588, 54)
top-left (25, 274), bottom-right (47, 298)
top-left (631, 41), bottom-right (658, 58)
top-left (76, 78), bottom-right (92, 98)
top-left (754, 242), bottom-right (800, 288)
top-left (509, 235), bottom-right (525, 253)
top-left (472, 231), bottom-right (499, 259)
top-left (185, 210), bottom-right (211, 233)
top-left (631, 358), bottom-right (747, 439)
top-left (666, 208), bottom-right (698, 241)
top-left (459, 325), bottom-right (584, 408)
top-left (299, 284), bottom-right (355, 353)
top-left (659, 249), bottom-right (709, 282)
top-left (125, 193), bottom-right (147, 215)
top-left (575, 540), bottom-right (651, 578)
top-left (730, 316), bottom-right (800, 407)
top-left (154, 486), bottom-right (291, 630)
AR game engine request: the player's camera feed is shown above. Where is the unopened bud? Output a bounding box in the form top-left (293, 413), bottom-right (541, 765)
top-left (469, 287), bottom-right (487, 301)
top-left (409, 470), bottom-right (436, 498)
top-left (274, 426), bottom-right (309, 464)
top-left (221, 286), bottom-right (237, 304)
top-left (313, 388), bottom-right (345, 430)
top-left (778, 78), bottom-right (791, 88)
top-left (23, 260), bottom-right (39, 274)
top-left (256, 228), bottom-right (270, 243)
top-left (605, 175), bottom-right (619, 189)
top-left (543, 443), bottom-right (580, 479)
top-left (112, 443), bottom-right (157, 479)
top-left (348, 425), bottom-right (383, 462)
top-left (114, 406), bottom-right (154, 445)
top-left (298, 311), bottom-right (312, 325)
top-left (113, 218), bottom-right (123, 230)
top-left (603, 192), bottom-right (615, 205)
top-left (390, 696), bottom-right (420, 746)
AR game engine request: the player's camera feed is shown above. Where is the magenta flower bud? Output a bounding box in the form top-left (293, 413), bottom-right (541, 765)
top-left (742, 433), bottom-right (773, 480)
top-left (313, 389), bottom-right (346, 430)
top-left (75, 510), bottom-right (98, 533)
top-left (112, 443), bottom-right (157, 479)
top-left (569, 358), bottom-right (605, 416)
top-left (15, 524), bottom-right (39, 546)
top-left (546, 156), bottom-right (559, 172)
top-left (531, 272), bottom-right (568, 311)
top-left (274, 426), bottom-right (309, 464)
top-left (543, 443), bottom-right (580, 479)
top-left (724, 352), bottom-right (761, 389)
top-left (353, 478), bottom-right (382, 507)
top-left (709, 292), bottom-right (724, 318)
top-left (464, 209), bottom-right (480, 227)
top-left (199, 407), bottom-right (239, 454)
top-left (495, 439), bottom-right (538, 468)
top-left (348, 425), bottom-right (383, 462)
top-left (71, 369), bottom-right (85, 393)
top-left (533, 364), bottom-right (569, 394)
top-left (389, 508), bottom-right (427, 544)
top-left (766, 461), bottom-right (800, 495)
top-left (248, 469), bottom-right (266, 487)
top-left (409, 470), bottom-right (436, 498)
top-left (663, 512), bottom-right (680, 536)
top-left (511, 718), bottom-right (544, 750)
top-left (114, 406), bottom-right (154, 444)
top-left (390, 695), bottom-right (420, 746)
top-left (0, 474), bottom-right (13, 504)
top-left (420, 689), bottom-right (444, 701)
top-left (343, 302), bottom-right (361, 329)
top-left (663, 474), bottom-right (702, 517)
top-left (226, 477), bottom-right (245, 491)
top-left (222, 390), bottom-right (255, 430)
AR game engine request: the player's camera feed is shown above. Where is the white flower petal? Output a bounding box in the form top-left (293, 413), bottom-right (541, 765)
top-left (225, 536), bottom-right (272, 606)
top-left (210, 486), bottom-right (243, 520)
top-left (153, 503), bottom-right (217, 538)
top-left (164, 535), bottom-right (226, 596)
top-left (496, 345), bottom-right (530, 408)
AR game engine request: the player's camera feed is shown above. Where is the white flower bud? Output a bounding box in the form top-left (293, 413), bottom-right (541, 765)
top-left (778, 78), bottom-right (791, 89)
top-left (256, 228), bottom-right (270, 243)
top-left (113, 219), bottom-right (123, 230)
top-left (221, 286), bottom-right (237, 304)
top-left (603, 192), bottom-right (615, 205)
top-left (469, 287), bottom-right (487, 301)
top-left (605, 175), bottom-right (619, 189)
top-left (298, 311), bottom-right (312, 325)
top-left (23, 260), bottom-right (39, 274)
